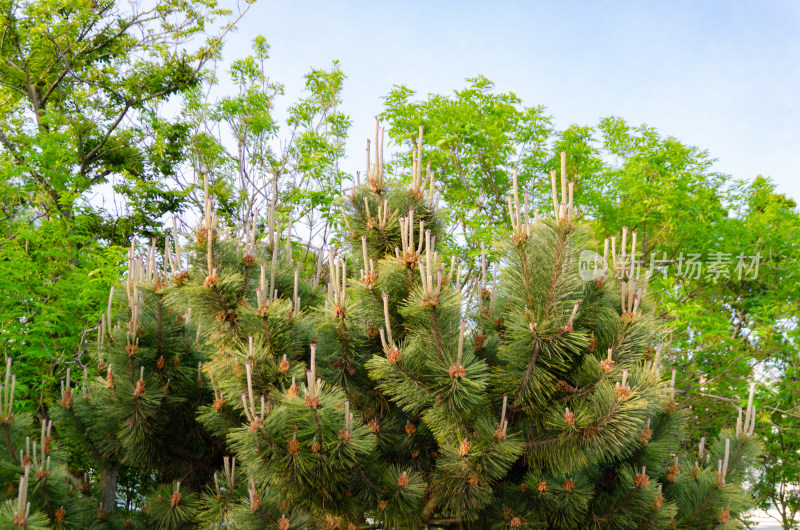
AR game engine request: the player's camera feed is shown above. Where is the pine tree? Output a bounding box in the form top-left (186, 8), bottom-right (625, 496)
top-left (46, 231), bottom-right (219, 527)
top-left (1, 120), bottom-right (761, 528)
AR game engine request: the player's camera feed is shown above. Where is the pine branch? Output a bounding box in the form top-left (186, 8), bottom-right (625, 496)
top-left (512, 341), bottom-right (540, 409)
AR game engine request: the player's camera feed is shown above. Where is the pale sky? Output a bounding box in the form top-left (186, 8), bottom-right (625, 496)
top-left (225, 0), bottom-right (800, 201)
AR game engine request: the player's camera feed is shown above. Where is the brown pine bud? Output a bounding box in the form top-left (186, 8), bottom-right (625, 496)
top-left (278, 358), bottom-right (290, 373)
top-left (494, 426), bottom-right (507, 441)
top-left (156, 356), bottom-right (165, 371)
top-left (639, 427), bottom-right (652, 446)
top-left (538, 480), bottom-right (547, 493)
top-left (405, 422), bottom-right (416, 436)
top-left (564, 409), bottom-right (575, 426)
top-left (54, 507), bottom-right (66, 523)
top-left (666, 464), bottom-right (679, 483)
top-left (360, 271), bottom-right (377, 288)
top-left (634, 472), bottom-right (650, 488)
top-left (563, 479), bottom-right (575, 493)
top-left (474, 331), bottom-right (485, 349)
top-left (288, 438), bottom-right (300, 456)
top-left (170, 491), bottom-right (182, 507)
top-left (397, 473), bottom-right (409, 487)
top-left (378, 500), bottom-right (388, 511)
top-left (387, 347), bottom-right (402, 364)
top-left (510, 516), bottom-right (522, 528)
top-left (278, 516), bottom-right (290, 530)
top-left (153, 277), bottom-right (167, 292)
top-left (449, 363), bottom-right (466, 378)
top-left (195, 227), bottom-right (215, 243)
top-left (556, 380), bottom-right (576, 394)
top-left (468, 473), bottom-right (479, 485)
top-left (61, 389), bottom-right (73, 408)
top-left (459, 439), bottom-right (471, 457)
top-left (311, 441), bottom-right (321, 453)
top-left (653, 493), bottom-right (663, 510)
top-left (719, 508), bottom-right (730, 524)
top-left (249, 492), bottom-right (261, 511)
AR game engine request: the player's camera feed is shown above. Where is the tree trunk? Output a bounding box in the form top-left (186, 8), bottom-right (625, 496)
top-left (99, 461), bottom-right (117, 512)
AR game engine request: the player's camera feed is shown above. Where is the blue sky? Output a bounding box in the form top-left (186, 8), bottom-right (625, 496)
top-left (224, 0), bottom-right (800, 200)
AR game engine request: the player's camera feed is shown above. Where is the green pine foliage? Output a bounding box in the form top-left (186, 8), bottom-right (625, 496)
top-left (0, 360), bottom-right (97, 528)
top-left (47, 242), bottom-right (220, 527)
top-left (0, 124), bottom-right (762, 528)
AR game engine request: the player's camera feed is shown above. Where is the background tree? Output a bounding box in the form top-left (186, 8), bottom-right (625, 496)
top-left (0, 216), bottom-right (123, 407)
top-left (381, 76), bottom-right (553, 254)
top-left (0, 0), bottom-right (253, 407)
top-left (380, 79), bottom-right (729, 291)
top-left (0, 0), bottom-right (251, 238)
top-left (181, 36), bottom-right (351, 259)
top-left (733, 180), bottom-right (800, 530)
top-left (753, 346), bottom-right (800, 530)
